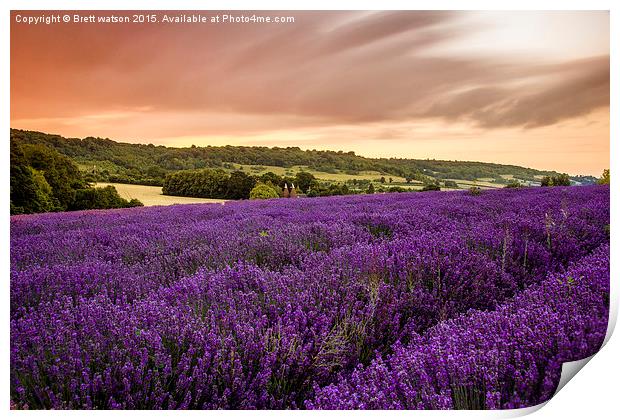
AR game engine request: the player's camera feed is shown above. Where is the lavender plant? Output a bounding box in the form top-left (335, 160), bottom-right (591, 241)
top-left (10, 186), bottom-right (610, 409)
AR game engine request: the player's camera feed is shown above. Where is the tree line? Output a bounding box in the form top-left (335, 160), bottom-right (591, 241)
top-left (163, 168), bottom-right (433, 200)
top-left (11, 129), bottom-right (565, 186)
top-left (162, 169), bottom-right (321, 199)
top-left (10, 142), bottom-right (142, 215)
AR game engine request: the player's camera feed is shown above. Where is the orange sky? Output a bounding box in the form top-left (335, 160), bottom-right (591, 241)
top-left (10, 11), bottom-right (609, 175)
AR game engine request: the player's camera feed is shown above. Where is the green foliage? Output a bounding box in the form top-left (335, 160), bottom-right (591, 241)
top-left (227, 171), bottom-right (257, 200)
top-left (10, 159), bottom-right (55, 215)
top-left (249, 183), bottom-right (280, 200)
top-left (294, 171), bottom-right (316, 193)
top-left (366, 183), bottom-right (375, 194)
top-left (306, 183), bottom-right (353, 198)
top-left (259, 172), bottom-right (284, 188)
top-left (70, 186), bottom-right (144, 211)
top-left (598, 169), bottom-right (610, 185)
top-left (387, 186), bottom-right (408, 193)
top-left (163, 169), bottom-right (231, 199)
top-left (421, 184), bottom-right (441, 192)
top-left (12, 129), bottom-right (564, 186)
top-left (504, 180), bottom-right (522, 188)
top-left (10, 141), bottom-right (141, 215)
top-left (20, 143), bottom-right (86, 209)
top-left (541, 173), bottom-right (571, 187)
top-left (443, 180), bottom-right (459, 188)
top-left (162, 169), bottom-right (318, 199)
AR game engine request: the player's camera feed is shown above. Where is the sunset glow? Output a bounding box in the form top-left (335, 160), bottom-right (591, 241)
top-left (11, 11), bottom-right (609, 174)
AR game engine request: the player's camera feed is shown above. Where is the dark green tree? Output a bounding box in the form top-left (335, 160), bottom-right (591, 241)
top-left (226, 171), bottom-right (256, 199)
top-left (70, 186), bottom-right (143, 210)
top-left (259, 172), bottom-right (283, 187)
top-left (294, 171), bottom-right (316, 193)
top-left (10, 145), bottom-right (55, 214)
top-left (20, 143), bottom-right (86, 210)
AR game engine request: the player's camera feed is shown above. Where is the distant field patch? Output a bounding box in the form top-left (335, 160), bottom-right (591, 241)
top-left (95, 183), bottom-right (227, 206)
top-left (234, 163), bottom-right (406, 183)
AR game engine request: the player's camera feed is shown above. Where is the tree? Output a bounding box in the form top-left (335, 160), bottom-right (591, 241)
top-left (388, 177), bottom-right (393, 183)
top-left (249, 183), bottom-right (280, 199)
top-left (11, 144), bottom-right (40, 214)
top-left (20, 143), bottom-right (86, 210)
top-left (259, 172), bottom-right (283, 187)
top-left (552, 173), bottom-right (571, 186)
top-left (162, 169), bottom-right (229, 199)
top-left (541, 173), bottom-right (571, 187)
top-left (226, 170), bottom-right (256, 199)
top-left (10, 141), bottom-right (143, 214)
top-left (10, 164), bottom-right (54, 214)
top-left (598, 169), bottom-right (610, 185)
top-left (366, 183), bottom-right (375, 194)
top-left (294, 171), bottom-right (316, 193)
top-left (540, 176), bottom-right (552, 187)
top-left (380, 176), bottom-right (386, 183)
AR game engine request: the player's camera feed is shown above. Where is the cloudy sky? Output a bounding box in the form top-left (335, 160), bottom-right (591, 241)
top-left (11, 11), bottom-right (609, 175)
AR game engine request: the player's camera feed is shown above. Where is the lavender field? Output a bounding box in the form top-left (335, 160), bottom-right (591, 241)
top-left (10, 186), bottom-right (610, 409)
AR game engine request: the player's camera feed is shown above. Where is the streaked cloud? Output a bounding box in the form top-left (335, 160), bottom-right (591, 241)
top-left (10, 11), bottom-right (609, 174)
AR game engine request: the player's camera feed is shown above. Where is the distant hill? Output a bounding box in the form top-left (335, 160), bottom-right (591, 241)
top-left (11, 128), bottom-right (567, 187)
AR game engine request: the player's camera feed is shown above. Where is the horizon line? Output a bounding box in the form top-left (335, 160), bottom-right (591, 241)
top-left (10, 127), bottom-right (601, 178)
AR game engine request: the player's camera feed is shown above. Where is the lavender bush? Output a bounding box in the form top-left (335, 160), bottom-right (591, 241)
top-left (10, 186), bottom-right (609, 409)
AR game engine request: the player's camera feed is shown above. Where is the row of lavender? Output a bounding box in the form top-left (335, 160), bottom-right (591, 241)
top-left (11, 186), bottom-right (609, 409)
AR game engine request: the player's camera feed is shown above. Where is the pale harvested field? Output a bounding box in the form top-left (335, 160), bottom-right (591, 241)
top-left (95, 183), bottom-right (227, 207)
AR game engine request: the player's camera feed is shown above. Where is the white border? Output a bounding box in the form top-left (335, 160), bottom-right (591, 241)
top-left (2, 1), bottom-right (617, 419)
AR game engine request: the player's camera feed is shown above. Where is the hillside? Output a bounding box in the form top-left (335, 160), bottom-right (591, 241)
top-left (11, 128), bottom-right (566, 187)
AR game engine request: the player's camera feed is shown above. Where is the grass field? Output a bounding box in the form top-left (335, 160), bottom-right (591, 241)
top-left (95, 183), bottom-right (227, 207)
top-left (234, 163), bottom-right (408, 183)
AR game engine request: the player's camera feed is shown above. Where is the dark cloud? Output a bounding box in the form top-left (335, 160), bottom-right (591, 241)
top-left (422, 56), bottom-right (609, 128)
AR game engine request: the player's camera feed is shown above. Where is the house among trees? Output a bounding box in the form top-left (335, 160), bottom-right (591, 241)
top-left (282, 183), bottom-right (298, 198)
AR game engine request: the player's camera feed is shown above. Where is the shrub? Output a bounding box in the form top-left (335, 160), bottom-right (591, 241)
top-left (70, 186), bottom-right (143, 210)
top-left (421, 184), bottom-right (440, 192)
top-left (250, 183), bottom-right (280, 199)
top-left (541, 174), bottom-right (571, 187)
top-left (505, 180), bottom-right (522, 188)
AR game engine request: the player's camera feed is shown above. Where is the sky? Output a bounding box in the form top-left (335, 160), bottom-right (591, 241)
top-left (10, 11), bottom-right (609, 175)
